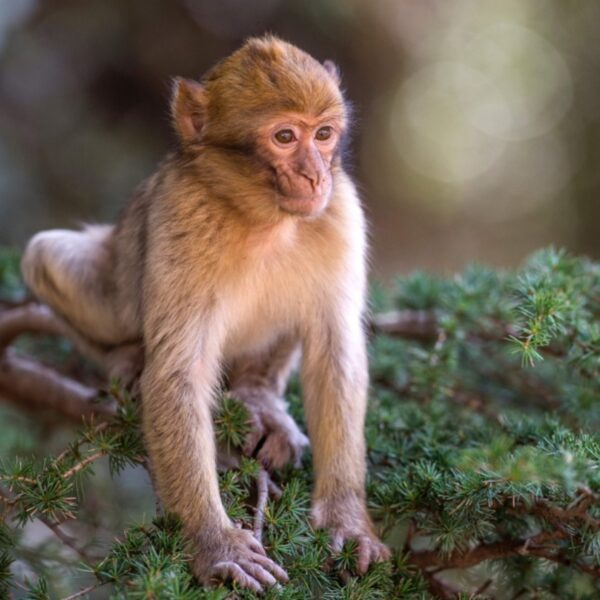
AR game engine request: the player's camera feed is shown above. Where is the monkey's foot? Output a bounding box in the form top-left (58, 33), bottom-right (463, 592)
top-left (105, 343), bottom-right (144, 388)
top-left (312, 493), bottom-right (391, 575)
top-left (231, 388), bottom-right (309, 470)
top-left (193, 527), bottom-right (288, 593)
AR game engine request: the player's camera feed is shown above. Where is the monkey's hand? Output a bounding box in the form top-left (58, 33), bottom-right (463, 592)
top-left (312, 491), bottom-right (391, 575)
top-left (231, 387), bottom-right (310, 470)
top-left (192, 526), bottom-right (288, 593)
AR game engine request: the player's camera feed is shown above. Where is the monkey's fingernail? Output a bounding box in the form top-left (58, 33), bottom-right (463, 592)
top-left (339, 569), bottom-right (352, 584)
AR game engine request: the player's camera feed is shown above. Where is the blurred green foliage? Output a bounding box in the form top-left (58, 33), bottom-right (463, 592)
top-left (1, 247), bottom-right (599, 598)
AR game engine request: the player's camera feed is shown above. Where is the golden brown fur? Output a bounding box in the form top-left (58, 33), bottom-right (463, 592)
top-left (21, 35), bottom-right (389, 590)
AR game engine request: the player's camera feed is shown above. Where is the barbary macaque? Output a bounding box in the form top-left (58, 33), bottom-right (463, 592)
top-left (21, 35), bottom-right (389, 591)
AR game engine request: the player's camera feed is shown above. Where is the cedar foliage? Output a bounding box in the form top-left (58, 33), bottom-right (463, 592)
top-left (0, 247), bottom-right (599, 599)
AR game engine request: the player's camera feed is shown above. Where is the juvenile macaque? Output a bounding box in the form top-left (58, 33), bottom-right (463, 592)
top-left (21, 36), bottom-right (389, 590)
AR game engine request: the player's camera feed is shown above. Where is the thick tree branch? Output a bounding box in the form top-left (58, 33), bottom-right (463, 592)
top-left (371, 310), bottom-right (566, 358)
top-left (0, 350), bottom-right (114, 422)
top-left (0, 303), bottom-right (116, 422)
top-left (0, 302), bottom-right (66, 346)
top-left (408, 531), bottom-right (600, 579)
top-left (370, 310), bottom-right (438, 341)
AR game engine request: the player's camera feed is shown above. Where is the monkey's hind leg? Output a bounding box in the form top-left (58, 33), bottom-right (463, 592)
top-left (21, 225), bottom-right (135, 349)
top-left (228, 335), bottom-right (309, 471)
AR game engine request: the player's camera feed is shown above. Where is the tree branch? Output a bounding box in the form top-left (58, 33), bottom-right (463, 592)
top-left (0, 303), bottom-right (116, 423)
top-left (408, 531), bottom-right (600, 579)
top-left (0, 302), bottom-right (66, 347)
top-left (370, 310), bottom-right (565, 358)
top-left (0, 350), bottom-right (114, 422)
top-left (370, 310), bottom-right (438, 341)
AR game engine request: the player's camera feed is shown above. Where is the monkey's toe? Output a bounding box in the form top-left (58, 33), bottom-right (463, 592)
top-left (237, 396), bottom-right (309, 470)
top-left (243, 413), bottom-right (267, 457)
top-left (330, 529), bottom-right (390, 575)
top-left (356, 535), bottom-right (390, 574)
top-left (257, 428), bottom-right (309, 470)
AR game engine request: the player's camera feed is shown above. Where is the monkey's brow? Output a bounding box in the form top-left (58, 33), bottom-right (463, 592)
top-left (267, 109), bottom-right (344, 125)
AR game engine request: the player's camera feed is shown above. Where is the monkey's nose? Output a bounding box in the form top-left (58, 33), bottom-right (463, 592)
top-left (298, 168), bottom-right (320, 191)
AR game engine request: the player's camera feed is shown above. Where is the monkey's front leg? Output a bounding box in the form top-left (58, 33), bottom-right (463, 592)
top-left (302, 316), bottom-right (390, 574)
top-left (141, 319), bottom-right (288, 592)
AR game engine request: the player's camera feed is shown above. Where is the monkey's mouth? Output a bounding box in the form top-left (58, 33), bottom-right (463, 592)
top-left (277, 193), bottom-right (328, 217)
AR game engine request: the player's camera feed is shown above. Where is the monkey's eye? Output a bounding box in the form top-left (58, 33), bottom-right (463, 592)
top-left (315, 126), bottom-right (333, 141)
top-left (274, 129), bottom-right (296, 144)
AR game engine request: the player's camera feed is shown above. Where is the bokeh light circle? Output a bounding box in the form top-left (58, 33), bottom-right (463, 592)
top-left (390, 61), bottom-right (508, 184)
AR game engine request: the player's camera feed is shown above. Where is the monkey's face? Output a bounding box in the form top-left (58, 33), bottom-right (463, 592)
top-left (258, 112), bottom-right (342, 218)
top-left (172, 36), bottom-right (349, 220)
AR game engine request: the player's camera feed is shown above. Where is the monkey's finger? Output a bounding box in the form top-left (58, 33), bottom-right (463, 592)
top-left (213, 561), bottom-right (263, 594)
top-left (372, 540), bottom-right (391, 563)
top-left (330, 531), bottom-right (344, 553)
top-left (258, 434), bottom-right (291, 471)
top-left (243, 425), bottom-right (265, 457)
top-left (356, 536), bottom-right (372, 574)
top-left (251, 552), bottom-right (289, 583)
top-left (267, 479), bottom-right (283, 500)
top-left (291, 433), bottom-right (310, 467)
top-left (239, 559), bottom-right (277, 587)
top-left (247, 536), bottom-right (267, 556)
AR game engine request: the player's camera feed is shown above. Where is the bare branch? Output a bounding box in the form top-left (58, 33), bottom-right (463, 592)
top-left (62, 452), bottom-right (107, 480)
top-left (39, 517), bottom-right (99, 565)
top-left (370, 310), bottom-right (438, 341)
top-left (0, 302), bottom-right (65, 347)
top-left (408, 531), bottom-right (600, 579)
top-left (0, 302), bottom-right (117, 422)
top-left (62, 584), bottom-right (100, 600)
top-left (0, 350), bottom-right (114, 422)
top-left (370, 310), bottom-right (565, 358)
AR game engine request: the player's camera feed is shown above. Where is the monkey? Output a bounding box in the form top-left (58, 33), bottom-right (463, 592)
top-left (21, 35), bottom-right (390, 591)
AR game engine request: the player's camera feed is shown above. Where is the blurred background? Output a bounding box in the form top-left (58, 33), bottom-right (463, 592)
top-left (1, 0), bottom-right (599, 279)
top-left (2, 2), bottom-right (600, 595)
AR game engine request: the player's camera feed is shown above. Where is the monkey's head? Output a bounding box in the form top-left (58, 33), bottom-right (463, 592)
top-left (171, 36), bottom-right (348, 219)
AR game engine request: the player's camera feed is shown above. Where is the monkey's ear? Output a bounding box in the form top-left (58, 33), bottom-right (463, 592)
top-left (171, 77), bottom-right (207, 144)
top-left (323, 60), bottom-right (341, 86)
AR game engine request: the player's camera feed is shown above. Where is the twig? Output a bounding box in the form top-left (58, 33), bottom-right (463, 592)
top-left (39, 517), bottom-right (98, 565)
top-left (53, 422), bottom-right (111, 465)
top-left (472, 578), bottom-right (493, 598)
top-left (0, 484), bottom-right (18, 518)
top-left (0, 474), bottom-right (36, 485)
top-left (63, 452), bottom-right (106, 479)
top-left (254, 469), bottom-right (270, 543)
top-left (61, 584), bottom-right (99, 600)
